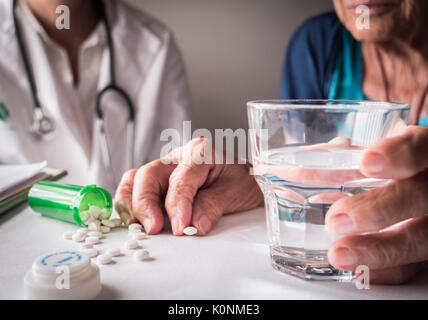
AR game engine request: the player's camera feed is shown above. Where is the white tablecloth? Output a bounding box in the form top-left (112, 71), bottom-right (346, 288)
top-left (0, 204), bottom-right (427, 299)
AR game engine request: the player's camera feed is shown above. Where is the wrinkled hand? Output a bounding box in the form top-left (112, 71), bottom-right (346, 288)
top-left (326, 126), bottom-right (428, 284)
top-left (115, 138), bottom-right (263, 235)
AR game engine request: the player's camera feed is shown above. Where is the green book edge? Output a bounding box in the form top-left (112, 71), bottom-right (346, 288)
top-left (0, 170), bottom-right (67, 215)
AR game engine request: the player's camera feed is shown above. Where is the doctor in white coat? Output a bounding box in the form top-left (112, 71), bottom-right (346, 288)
top-left (0, 0), bottom-right (191, 193)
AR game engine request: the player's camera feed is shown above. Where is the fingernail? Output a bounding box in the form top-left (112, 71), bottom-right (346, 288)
top-left (330, 214), bottom-right (355, 235)
top-left (332, 247), bottom-right (356, 268)
top-left (170, 217), bottom-right (180, 235)
top-left (362, 152), bottom-right (386, 173)
top-left (143, 218), bottom-right (152, 233)
top-left (198, 215), bottom-right (212, 234)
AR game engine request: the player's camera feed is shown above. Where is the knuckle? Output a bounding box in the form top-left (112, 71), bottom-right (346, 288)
top-left (133, 197), bottom-right (157, 217)
top-left (135, 162), bottom-right (158, 180)
top-left (401, 174), bottom-right (428, 215)
top-left (123, 169), bottom-right (136, 179)
top-left (404, 217), bottom-right (428, 261)
top-left (368, 236), bottom-right (396, 268)
top-left (167, 178), bottom-right (195, 201)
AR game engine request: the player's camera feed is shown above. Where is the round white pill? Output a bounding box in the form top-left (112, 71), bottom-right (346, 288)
top-left (97, 253), bottom-right (113, 265)
top-left (100, 210), bottom-right (108, 219)
top-left (81, 213), bottom-right (90, 222)
top-left (128, 223), bottom-right (142, 231)
top-left (110, 218), bottom-right (122, 227)
top-left (183, 226), bottom-right (198, 236)
top-left (88, 222), bottom-right (100, 231)
top-left (132, 232), bottom-right (146, 240)
top-left (72, 233), bottom-right (85, 242)
top-left (101, 219), bottom-right (115, 228)
top-left (100, 226), bottom-right (111, 233)
top-left (83, 247), bottom-right (98, 258)
top-left (90, 205), bottom-right (101, 214)
top-left (124, 239), bottom-right (138, 249)
top-left (76, 228), bottom-right (88, 236)
top-left (62, 231), bottom-right (74, 240)
top-left (106, 248), bottom-right (121, 257)
top-left (86, 236), bottom-right (100, 245)
top-left (88, 231), bottom-right (102, 238)
top-left (134, 250), bottom-right (150, 261)
top-left (80, 243), bottom-right (93, 250)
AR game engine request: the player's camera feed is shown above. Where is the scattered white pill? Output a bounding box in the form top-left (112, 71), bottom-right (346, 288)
top-left (132, 232), bottom-right (146, 240)
top-left (100, 210), bottom-right (109, 219)
top-left (97, 253), bottom-right (113, 265)
top-left (72, 233), bottom-right (85, 242)
top-left (128, 223), bottom-right (142, 232)
top-left (83, 247), bottom-right (99, 258)
top-left (85, 236), bottom-right (100, 245)
top-left (183, 226), bottom-right (198, 236)
top-left (88, 231), bottom-right (102, 238)
top-left (101, 219), bottom-right (116, 228)
top-left (76, 228), bottom-right (88, 236)
top-left (134, 250), bottom-right (150, 261)
top-left (86, 219), bottom-right (94, 224)
top-left (88, 222), bottom-right (100, 231)
top-left (110, 218), bottom-right (122, 227)
top-left (62, 231), bottom-right (74, 240)
top-left (106, 248), bottom-right (121, 257)
top-left (90, 205), bottom-right (101, 214)
top-left (80, 243), bottom-right (93, 250)
top-left (124, 239), bottom-right (139, 249)
top-left (81, 213), bottom-right (90, 222)
top-left (100, 226), bottom-right (111, 233)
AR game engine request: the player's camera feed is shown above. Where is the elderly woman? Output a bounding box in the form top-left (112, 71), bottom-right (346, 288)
top-left (281, 0), bottom-right (428, 126)
top-left (115, 0), bottom-right (428, 284)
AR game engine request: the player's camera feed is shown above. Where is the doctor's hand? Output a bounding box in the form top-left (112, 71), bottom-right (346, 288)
top-left (326, 126), bottom-right (428, 284)
top-left (115, 138), bottom-right (263, 235)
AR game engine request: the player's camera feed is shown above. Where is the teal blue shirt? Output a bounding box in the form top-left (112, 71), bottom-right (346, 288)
top-left (281, 12), bottom-right (428, 126)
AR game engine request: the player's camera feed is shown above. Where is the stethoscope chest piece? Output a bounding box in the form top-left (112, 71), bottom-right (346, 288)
top-left (30, 108), bottom-right (55, 139)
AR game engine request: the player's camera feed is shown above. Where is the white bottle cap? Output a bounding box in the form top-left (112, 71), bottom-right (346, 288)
top-left (24, 251), bottom-right (101, 300)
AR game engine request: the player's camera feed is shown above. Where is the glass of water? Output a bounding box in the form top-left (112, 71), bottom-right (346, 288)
top-left (247, 100), bottom-right (410, 281)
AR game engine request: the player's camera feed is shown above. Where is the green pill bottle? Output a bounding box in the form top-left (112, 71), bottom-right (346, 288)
top-left (28, 181), bottom-right (113, 226)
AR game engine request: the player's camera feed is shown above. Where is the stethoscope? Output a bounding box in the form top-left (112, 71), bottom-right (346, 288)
top-left (12, 0), bottom-right (135, 185)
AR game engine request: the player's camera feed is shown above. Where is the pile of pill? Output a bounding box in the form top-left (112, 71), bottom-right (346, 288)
top-left (79, 205), bottom-right (122, 231)
top-left (62, 206), bottom-right (151, 265)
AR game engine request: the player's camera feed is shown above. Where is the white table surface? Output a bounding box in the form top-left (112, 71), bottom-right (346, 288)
top-left (1, 204), bottom-right (427, 300)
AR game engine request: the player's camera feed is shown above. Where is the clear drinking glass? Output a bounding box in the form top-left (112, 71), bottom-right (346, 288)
top-left (247, 100), bottom-right (410, 281)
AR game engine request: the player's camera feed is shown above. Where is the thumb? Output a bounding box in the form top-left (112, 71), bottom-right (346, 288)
top-left (191, 186), bottom-right (225, 235)
top-left (114, 169), bottom-right (137, 226)
top-left (360, 126), bottom-right (428, 179)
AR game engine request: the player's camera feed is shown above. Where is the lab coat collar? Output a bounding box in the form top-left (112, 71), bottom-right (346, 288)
top-left (0, 0), bottom-right (120, 49)
top-left (18, 0), bottom-right (109, 50)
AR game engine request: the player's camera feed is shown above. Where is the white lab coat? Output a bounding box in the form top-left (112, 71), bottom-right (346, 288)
top-left (0, 0), bottom-right (191, 193)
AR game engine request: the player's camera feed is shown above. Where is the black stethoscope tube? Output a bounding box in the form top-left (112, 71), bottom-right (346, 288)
top-left (12, 0), bottom-right (135, 127)
top-left (12, 0), bottom-right (41, 110)
top-left (12, 0), bottom-right (136, 185)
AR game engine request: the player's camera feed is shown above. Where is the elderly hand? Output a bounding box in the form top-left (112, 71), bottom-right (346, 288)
top-left (326, 126), bottom-right (428, 284)
top-left (114, 138), bottom-right (263, 235)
